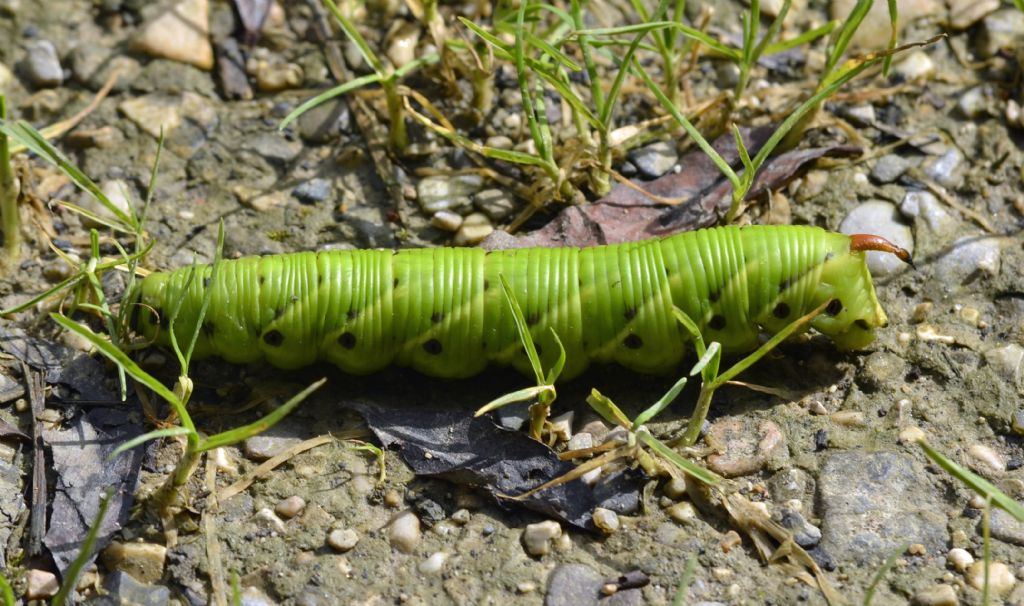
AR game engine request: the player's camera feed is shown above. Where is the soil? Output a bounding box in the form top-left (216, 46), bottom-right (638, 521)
top-left (0, 0), bottom-right (1022, 605)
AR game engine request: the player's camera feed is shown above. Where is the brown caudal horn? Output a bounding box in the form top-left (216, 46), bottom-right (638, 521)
top-left (849, 234), bottom-right (915, 268)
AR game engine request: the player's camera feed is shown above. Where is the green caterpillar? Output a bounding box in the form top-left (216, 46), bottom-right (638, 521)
top-left (131, 225), bottom-right (909, 381)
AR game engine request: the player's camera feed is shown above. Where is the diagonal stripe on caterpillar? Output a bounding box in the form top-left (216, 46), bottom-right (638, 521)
top-left (131, 224), bottom-right (906, 380)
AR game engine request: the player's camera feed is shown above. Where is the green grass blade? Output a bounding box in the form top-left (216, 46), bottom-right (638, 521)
top-left (279, 73), bottom-right (382, 130)
top-left (635, 61), bottom-right (742, 190)
top-left (322, 0), bottom-right (385, 75)
top-left (764, 20), bottom-right (838, 55)
top-left (108, 427), bottom-right (194, 461)
top-left (182, 222), bottom-right (225, 371)
top-left (52, 488), bottom-right (115, 606)
top-left (0, 120), bottom-right (135, 231)
top-left (498, 274), bottom-right (545, 385)
top-left (918, 441), bottom-right (1024, 522)
top-left (637, 430), bottom-right (719, 485)
top-left (544, 328), bottom-right (567, 385)
top-left (475, 385), bottom-right (555, 416)
top-left (0, 96), bottom-right (16, 263)
top-left (673, 307), bottom-right (707, 359)
top-left (752, 0), bottom-right (790, 61)
top-left (690, 342), bottom-right (720, 378)
top-left (824, 0), bottom-right (873, 75)
top-left (198, 378), bottom-right (326, 452)
top-left (883, 0), bottom-right (898, 74)
top-left (580, 22), bottom-right (741, 60)
top-left (586, 388), bottom-right (633, 429)
top-left (862, 543), bottom-right (907, 605)
top-left (633, 375), bottom-right (688, 428)
top-left (0, 571), bottom-right (12, 606)
top-left (1, 274), bottom-right (83, 315)
top-left (49, 313), bottom-right (190, 426)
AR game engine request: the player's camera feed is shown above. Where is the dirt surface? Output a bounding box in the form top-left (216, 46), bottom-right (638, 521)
top-left (1, 0), bottom-right (1023, 605)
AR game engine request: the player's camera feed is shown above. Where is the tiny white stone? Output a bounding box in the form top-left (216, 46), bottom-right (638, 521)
top-left (893, 51), bottom-right (935, 82)
top-left (968, 443), bottom-right (1006, 472)
top-left (566, 432), bottom-right (593, 451)
top-left (453, 212), bottom-right (494, 246)
top-left (899, 426), bottom-right (926, 444)
top-left (947, 547), bottom-right (974, 572)
top-left (549, 411), bottom-right (574, 443)
top-left (253, 508), bottom-right (287, 534)
top-left (667, 501), bottom-right (697, 524)
top-left (388, 511), bottom-right (422, 553)
top-left (327, 528), bottom-right (359, 552)
top-left (274, 495), bottom-right (306, 519)
top-left (418, 551), bottom-right (448, 574)
top-left (430, 210), bottom-right (464, 232)
top-left (592, 508), bottom-right (620, 533)
top-left (522, 520), bottom-right (562, 556)
top-left (911, 583), bottom-right (958, 606)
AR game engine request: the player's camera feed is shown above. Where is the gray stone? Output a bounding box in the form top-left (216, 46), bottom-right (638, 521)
top-left (22, 39), bottom-right (63, 88)
top-left (988, 508), bottom-right (1024, 547)
top-left (935, 236), bottom-right (1002, 285)
top-left (545, 564), bottom-right (603, 606)
top-left (292, 178), bottom-right (332, 204)
top-left (243, 133), bottom-right (302, 166)
top-left (473, 188), bottom-right (518, 222)
top-left (818, 451), bottom-right (948, 564)
top-left (899, 190), bottom-right (957, 236)
top-left (923, 147), bottom-right (966, 187)
top-left (979, 8), bottom-right (1024, 58)
top-left (69, 45), bottom-right (140, 92)
top-left (628, 141), bottom-right (678, 179)
top-left (839, 201), bottom-right (914, 276)
top-left (779, 508), bottom-right (822, 548)
top-left (242, 419), bottom-right (305, 460)
top-left (296, 98), bottom-right (350, 144)
top-left (892, 51), bottom-right (935, 82)
top-left (103, 570), bottom-right (170, 606)
top-left (417, 174), bottom-right (483, 215)
top-left (870, 154), bottom-right (911, 183)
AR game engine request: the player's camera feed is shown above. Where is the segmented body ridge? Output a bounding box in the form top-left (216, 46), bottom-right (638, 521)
top-left (135, 225), bottom-right (884, 379)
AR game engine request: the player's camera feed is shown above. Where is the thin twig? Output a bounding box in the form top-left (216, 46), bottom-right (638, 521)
top-left (25, 363), bottom-right (46, 556)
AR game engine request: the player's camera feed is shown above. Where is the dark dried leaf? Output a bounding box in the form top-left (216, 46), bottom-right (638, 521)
top-left (482, 128), bottom-right (860, 249)
top-left (232, 0), bottom-right (271, 42)
top-left (0, 418), bottom-right (28, 442)
top-left (351, 401), bottom-right (642, 531)
top-left (43, 406), bottom-right (145, 576)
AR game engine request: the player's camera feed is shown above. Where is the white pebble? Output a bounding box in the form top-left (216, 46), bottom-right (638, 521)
top-left (894, 51), bottom-right (935, 82)
top-left (899, 426), bottom-right (926, 444)
top-left (430, 210), bottom-right (463, 232)
top-left (388, 511), bottom-right (421, 553)
top-left (253, 508), bottom-right (286, 534)
top-left (522, 520), bottom-right (562, 556)
top-left (592, 508), bottom-right (620, 533)
top-left (453, 212), bottom-right (494, 246)
top-left (968, 443), bottom-right (1006, 472)
top-left (418, 551), bottom-right (448, 574)
top-left (948, 548), bottom-right (974, 572)
top-left (274, 495), bottom-right (306, 519)
top-left (911, 583), bottom-right (958, 606)
top-left (549, 411), bottom-right (574, 442)
top-left (327, 528), bottom-right (359, 552)
top-left (567, 432), bottom-right (593, 452)
top-left (966, 561), bottom-right (1016, 596)
top-left (667, 501), bottom-right (697, 524)
top-left (25, 569), bottom-right (58, 599)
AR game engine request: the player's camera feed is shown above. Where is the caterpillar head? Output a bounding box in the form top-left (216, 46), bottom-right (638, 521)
top-left (811, 234), bottom-right (912, 350)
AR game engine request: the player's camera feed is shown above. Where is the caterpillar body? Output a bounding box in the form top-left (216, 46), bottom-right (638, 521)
top-left (132, 225), bottom-right (907, 381)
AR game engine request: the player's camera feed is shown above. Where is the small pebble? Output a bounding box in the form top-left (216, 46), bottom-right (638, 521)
top-left (26, 569), bottom-right (59, 599)
top-left (253, 508), bottom-right (287, 534)
top-left (966, 561), bottom-right (1016, 596)
top-left (386, 22), bottom-right (420, 68)
top-left (870, 154), bottom-right (911, 183)
top-left (893, 51), bottom-right (935, 82)
top-left (592, 508), bottom-right (620, 533)
top-left (705, 418), bottom-right (785, 477)
top-left (936, 237), bottom-right (1001, 284)
top-left (566, 432), bottom-right (593, 452)
top-left (628, 141), bottom-right (678, 179)
top-left (388, 511), bottom-right (421, 553)
top-left (984, 345), bottom-right (1023, 386)
top-left (384, 489), bottom-right (402, 508)
top-left (522, 520), bottom-right (562, 556)
top-left (831, 410), bottom-right (866, 427)
top-left (450, 508), bottom-right (470, 525)
top-left (417, 174), bottom-right (482, 215)
top-left (292, 178), bottom-right (331, 204)
top-left (968, 443), bottom-right (1006, 472)
top-left (779, 508), bottom-right (822, 548)
top-left (978, 8), bottom-right (1024, 57)
top-left (907, 543), bottom-right (927, 555)
top-left (418, 551), bottom-right (448, 574)
top-left (473, 188), bottom-right (517, 221)
top-left (898, 426), bottom-right (926, 444)
top-left (948, 547), bottom-right (974, 572)
top-left (255, 61), bottom-right (304, 92)
top-left (453, 212), bottom-right (493, 246)
top-left (663, 477), bottom-right (687, 499)
top-left (275, 495), bottom-right (306, 519)
top-left (900, 191), bottom-right (957, 235)
top-left (911, 583), bottom-right (958, 606)
top-left (548, 411), bottom-right (574, 443)
top-left (327, 528), bottom-right (359, 553)
top-left (923, 148), bottom-right (966, 187)
top-left (22, 39), bottom-right (63, 88)
top-left (949, 0), bottom-right (1000, 30)
top-left (132, 0), bottom-right (214, 70)
top-left (430, 210), bottom-right (463, 232)
top-left (667, 501), bottom-right (697, 524)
